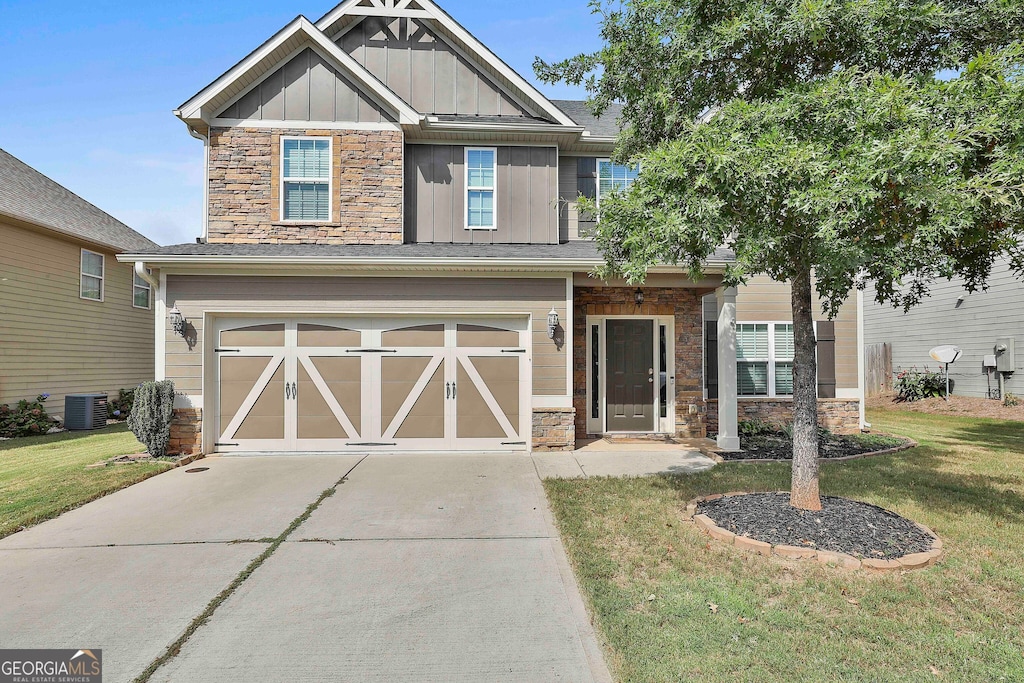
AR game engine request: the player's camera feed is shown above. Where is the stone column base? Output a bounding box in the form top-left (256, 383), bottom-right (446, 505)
top-left (169, 408), bottom-right (203, 456)
top-left (532, 407), bottom-right (576, 451)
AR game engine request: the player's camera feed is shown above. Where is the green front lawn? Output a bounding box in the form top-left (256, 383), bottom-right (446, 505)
top-left (0, 424), bottom-right (172, 539)
top-left (546, 409), bottom-right (1024, 682)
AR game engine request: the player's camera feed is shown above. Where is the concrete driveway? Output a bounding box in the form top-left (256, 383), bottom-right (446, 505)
top-left (0, 455), bottom-right (611, 683)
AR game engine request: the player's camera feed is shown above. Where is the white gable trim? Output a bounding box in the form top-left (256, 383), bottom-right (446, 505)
top-left (316, 0), bottom-right (577, 127)
top-left (177, 16), bottom-right (421, 126)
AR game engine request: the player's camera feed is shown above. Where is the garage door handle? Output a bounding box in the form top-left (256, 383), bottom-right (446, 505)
top-left (452, 382), bottom-right (456, 398)
top-left (291, 382), bottom-right (297, 398)
top-left (285, 384), bottom-right (291, 400)
top-left (446, 382), bottom-right (451, 399)
top-left (346, 348), bottom-right (398, 354)
top-left (501, 348), bottom-right (526, 353)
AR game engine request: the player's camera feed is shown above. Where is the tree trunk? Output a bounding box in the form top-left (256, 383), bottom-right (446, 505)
top-left (790, 266), bottom-right (822, 510)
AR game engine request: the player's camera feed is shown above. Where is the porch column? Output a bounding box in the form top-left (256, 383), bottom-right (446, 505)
top-left (715, 286), bottom-right (740, 451)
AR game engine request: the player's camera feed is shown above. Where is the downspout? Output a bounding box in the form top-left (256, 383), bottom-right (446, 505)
top-left (134, 260), bottom-right (158, 290)
top-left (857, 288), bottom-right (870, 431)
top-left (187, 125), bottom-right (210, 243)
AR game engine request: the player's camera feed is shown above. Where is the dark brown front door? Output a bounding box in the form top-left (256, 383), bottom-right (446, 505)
top-left (605, 319), bottom-right (654, 431)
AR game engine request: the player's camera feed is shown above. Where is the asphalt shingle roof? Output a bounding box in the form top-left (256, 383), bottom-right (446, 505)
top-left (0, 148), bottom-right (157, 252)
top-left (550, 100), bottom-right (624, 138)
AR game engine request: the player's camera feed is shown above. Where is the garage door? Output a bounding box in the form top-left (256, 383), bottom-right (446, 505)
top-left (214, 318), bottom-right (530, 453)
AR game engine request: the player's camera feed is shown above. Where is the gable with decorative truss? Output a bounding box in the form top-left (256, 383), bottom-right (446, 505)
top-left (337, 16), bottom-right (531, 118)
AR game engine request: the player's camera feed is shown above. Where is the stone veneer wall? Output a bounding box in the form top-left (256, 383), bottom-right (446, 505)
top-left (706, 398), bottom-right (861, 435)
top-left (573, 287), bottom-right (709, 439)
top-left (207, 127), bottom-right (403, 244)
top-left (169, 408), bottom-right (203, 456)
top-left (532, 407), bottom-right (576, 451)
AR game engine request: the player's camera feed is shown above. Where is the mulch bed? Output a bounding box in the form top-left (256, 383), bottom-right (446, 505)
top-left (717, 432), bottom-right (909, 461)
top-left (867, 394), bottom-right (1024, 422)
top-left (697, 492), bottom-right (934, 559)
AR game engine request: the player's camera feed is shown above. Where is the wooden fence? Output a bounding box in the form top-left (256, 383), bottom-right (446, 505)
top-left (864, 342), bottom-right (893, 397)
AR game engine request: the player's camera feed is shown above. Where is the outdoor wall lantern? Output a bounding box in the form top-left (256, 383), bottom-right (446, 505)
top-left (634, 288), bottom-right (645, 306)
top-left (547, 307), bottom-right (559, 339)
top-left (169, 306), bottom-right (187, 337)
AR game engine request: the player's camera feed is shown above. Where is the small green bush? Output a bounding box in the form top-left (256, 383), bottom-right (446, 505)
top-left (127, 380), bottom-right (176, 457)
top-left (894, 367), bottom-right (947, 402)
top-left (738, 419), bottom-right (780, 437)
top-left (109, 388), bottom-right (136, 421)
top-left (0, 394), bottom-right (54, 438)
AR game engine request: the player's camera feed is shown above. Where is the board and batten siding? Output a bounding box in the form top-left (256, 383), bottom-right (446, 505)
top-left (404, 145), bottom-right (558, 244)
top-left (0, 221), bottom-right (154, 418)
top-left (218, 47), bottom-right (395, 124)
top-left (558, 157), bottom-right (597, 242)
top-left (864, 259), bottom-right (1024, 398)
top-left (163, 275), bottom-right (569, 401)
top-left (338, 17), bottom-right (529, 117)
top-left (702, 275), bottom-right (860, 392)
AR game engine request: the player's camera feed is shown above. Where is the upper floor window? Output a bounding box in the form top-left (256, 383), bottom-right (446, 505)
top-left (737, 322), bottom-right (794, 397)
top-left (282, 137), bottom-right (331, 222)
top-left (80, 249), bottom-right (104, 301)
top-left (597, 159), bottom-right (639, 205)
top-left (133, 271), bottom-right (152, 309)
top-left (465, 147), bottom-right (496, 230)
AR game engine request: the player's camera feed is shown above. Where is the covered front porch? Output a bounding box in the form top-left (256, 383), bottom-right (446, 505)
top-left (570, 274), bottom-right (741, 451)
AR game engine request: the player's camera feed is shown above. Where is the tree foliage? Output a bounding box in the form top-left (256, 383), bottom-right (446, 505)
top-left (537, 0), bottom-right (1024, 508)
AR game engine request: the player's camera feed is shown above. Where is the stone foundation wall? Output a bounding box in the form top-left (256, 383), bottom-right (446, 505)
top-left (532, 407), bottom-right (576, 451)
top-left (207, 127), bottom-right (403, 244)
top-left (169, 408), bottom-right (203, 456)
top-left (573, 286), bottom-right (709, 439)
top-left (706, 398), bottom-right (861, 435)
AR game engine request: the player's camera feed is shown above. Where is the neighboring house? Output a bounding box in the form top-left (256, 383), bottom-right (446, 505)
top-left (0, 148), bottom-right (158, 421)
top-left (118, 0), bottom-right (863, 456)
top-left (863, 259), bottom-right (1023, 399)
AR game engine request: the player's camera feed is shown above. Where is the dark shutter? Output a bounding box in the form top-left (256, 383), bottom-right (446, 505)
top-left (577, 158), bottom-right (597, 199)
top-left (705, 320), bottom-right (719, 399)
top-left (816, 320), bottom-right (837, 398)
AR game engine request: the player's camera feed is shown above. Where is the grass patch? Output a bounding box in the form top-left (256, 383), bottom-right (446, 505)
top-left (0, 424), bottom-right (171, 539)
top-left (545, 408), bottom-right (1024, 681)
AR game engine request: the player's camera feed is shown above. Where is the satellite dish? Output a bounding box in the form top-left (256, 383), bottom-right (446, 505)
top-left (930, 345), bottom-right (962, 364)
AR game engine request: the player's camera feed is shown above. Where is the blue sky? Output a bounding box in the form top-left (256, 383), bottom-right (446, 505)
top-left (0, 0), bottom-right (599, 245)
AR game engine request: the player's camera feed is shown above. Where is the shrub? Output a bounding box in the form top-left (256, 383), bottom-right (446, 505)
top-left (0, 394), bottom-right (54, 438)
top-left (127, 380), bottom-right (176, 457)
top-left (108, 388), bottom-right (136, 421)
top-left (738, 419), bottom-right (781, 437)
top-left (1005, 392), bottom-right (1020, 407)
top-left (894, 367), bottom-right (947, 402)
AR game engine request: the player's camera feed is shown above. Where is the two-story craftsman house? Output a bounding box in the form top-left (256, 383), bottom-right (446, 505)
top-left (120, 0), bottom-right (864, 456)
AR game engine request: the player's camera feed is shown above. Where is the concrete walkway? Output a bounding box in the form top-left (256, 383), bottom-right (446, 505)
top-left (0, 455), bottom-right (611, 683)
top-left (532, 441), bottom-right (717, 479)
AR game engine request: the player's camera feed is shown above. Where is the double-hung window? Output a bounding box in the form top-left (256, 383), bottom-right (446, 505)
top-left (597, 159), bottom-right (639, 206)
top-left (736, 323), bottom-right (795, 397)
top-left (465, 147), bottom-right (496, 230)
top-left (133, 271), bottom-right (152, 309)
top-left (80, 249), bottom-right (104, 301)
top-left (282, 137), bottom-right (331, 222)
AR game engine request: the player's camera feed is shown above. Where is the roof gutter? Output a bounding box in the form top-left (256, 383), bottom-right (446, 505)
top-left (420, 118), bottom-right (585, 135)
top-left (114, 253), bottom-right (732, 273)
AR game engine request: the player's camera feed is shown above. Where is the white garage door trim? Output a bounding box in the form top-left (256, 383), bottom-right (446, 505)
top-left (212, 316), bottom-right (531, 453)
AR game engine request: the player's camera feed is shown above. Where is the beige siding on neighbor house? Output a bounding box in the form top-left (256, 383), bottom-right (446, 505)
top-left (404, 145), bottom-right (558, 244)
top-left (702, 275), bottom-right (859, 391)
top-left (163, 275), bottom-right (569, 401)
top-left (0, 221), bottom-right (155, 418)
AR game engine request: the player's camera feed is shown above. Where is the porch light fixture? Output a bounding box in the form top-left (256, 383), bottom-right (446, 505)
top-left (169, 306), bottom-right (187, 337)
top-left (634, 288), bottom-right (644, 306)
top-left (547, 307), bottom-right (559, 339)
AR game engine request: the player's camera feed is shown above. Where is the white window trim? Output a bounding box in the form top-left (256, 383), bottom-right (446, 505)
top-left (736, 322), bottom-right (796, 398)
top-left (133, 270), bottom-right (152, 310)
top-left (464, 146), bottom-right (497, 231)
top-left (80, 249), bottom-right (104, 302)
top-left (280, 136), bottom-right (332, 223)
top-left (596, 158), bottom-right (639, 209)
